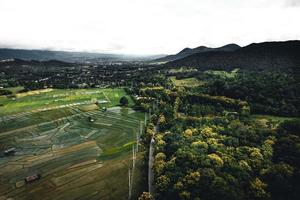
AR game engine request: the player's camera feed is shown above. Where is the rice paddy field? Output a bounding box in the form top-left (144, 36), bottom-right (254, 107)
top-left (0, 88), bottom-right (145, 200)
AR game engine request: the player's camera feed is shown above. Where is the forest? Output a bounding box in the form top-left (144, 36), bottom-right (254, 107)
top-left (134, 69), bottom-right (300, 200)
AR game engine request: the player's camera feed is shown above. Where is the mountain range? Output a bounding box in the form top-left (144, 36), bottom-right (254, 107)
top-left (156, 44), bottom-right (241, 62)
top-left (0, 48), bottom-right (164, 63)
top-left (167, 40), bottom-right (300, 71)
top-left (1, 40), bottom-right (299, 71)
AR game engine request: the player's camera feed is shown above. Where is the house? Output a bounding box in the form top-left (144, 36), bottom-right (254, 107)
top-left (97, 100), bottom-right (108, 104)
top-left (88, 116), bottom-right (94, 122)
top-left (4, 147), bottom-right (16, 156)
top-left (25, 174), bottom-right (41, 183)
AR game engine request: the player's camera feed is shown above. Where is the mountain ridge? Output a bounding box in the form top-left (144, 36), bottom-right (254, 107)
top-left (155, 43), bottom-right (241, 62)
top-left (0, 48), bottom-right (164, 63)
top-left (167, 40), bottom-right (300, 71)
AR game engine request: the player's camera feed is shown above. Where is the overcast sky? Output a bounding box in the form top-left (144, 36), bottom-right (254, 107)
top-left (0, 0), bottom-right (299, 55)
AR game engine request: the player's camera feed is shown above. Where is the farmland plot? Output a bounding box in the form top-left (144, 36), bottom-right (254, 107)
top-left (0, 105), bottom-right (145, 200)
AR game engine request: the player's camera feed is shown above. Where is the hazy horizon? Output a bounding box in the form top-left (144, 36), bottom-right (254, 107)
top-left (0, 0), bottom-right (300, 55)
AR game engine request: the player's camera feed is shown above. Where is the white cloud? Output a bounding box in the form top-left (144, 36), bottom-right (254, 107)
top-left (285, 0), bottom-right (300, 7)
top-left (0, 0), bottom-right (299, 54)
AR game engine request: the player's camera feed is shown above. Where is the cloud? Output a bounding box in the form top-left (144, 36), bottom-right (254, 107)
top-left (0, 0), bottom-right (299, 54)
top-left (285, 0), bottom-right (300, 7)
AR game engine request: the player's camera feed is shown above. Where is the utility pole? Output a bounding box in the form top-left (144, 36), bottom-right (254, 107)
top-left (128, 168), bottom-right (131, 200)
top-left (144, 112), bottom-right (147, 125)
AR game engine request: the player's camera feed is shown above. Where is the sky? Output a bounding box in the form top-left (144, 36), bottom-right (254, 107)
top-left (0, 0), bottom-right (299, 55)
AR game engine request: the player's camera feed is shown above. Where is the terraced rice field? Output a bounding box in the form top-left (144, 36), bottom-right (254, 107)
top-left (0, 105), bottom-right (145, 200)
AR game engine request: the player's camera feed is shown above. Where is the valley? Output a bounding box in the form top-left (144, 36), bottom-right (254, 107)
top-left (0, 40), bottom-right (299, 200)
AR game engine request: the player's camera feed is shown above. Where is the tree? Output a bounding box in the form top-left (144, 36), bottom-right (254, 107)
top-left (277, 119), bottom-right (300, 136)
top-left (179, 191), bottom-right (191, 200)
top-left (138, 192), bottom-right (153, 200)
top-left (183, 129), bottom-right (193, 137)
top-left (119, 96), bottom-right (129, 106)
top-left (0, 89), bottom-right (12, 96)
top-left (184, 171), bottom-right (201, 185)
top-left (155, 175), bottom-right (170, 193)
top-left (263, 163), bottom-right (298, 200)
top-left (201, 127), bottom-right (216, 138)
top-left (154, 152), bottom-right (167, 175)
top-left (208, 153), bottom-right (224, 167)
top-left (191, 140), bottom-right (208, 150)
top-left (274, 120), bottom-right (300, 167)
top-left (158, 114), bottom-right (166, 124)
top-left (249, 178), bottom-right (270, 200)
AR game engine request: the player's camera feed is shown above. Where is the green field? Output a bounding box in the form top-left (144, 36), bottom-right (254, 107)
top-left (203, 68), bottom-right (239, 78)
top-left (0, 88), bottom-right (133, 116)
top-left (0, 88), bottom-right (145, 200)
top-left (169, 76), bottom-right (204, 87)
top-left (250, 114), bottom-right (299, 127)
top-left (168, 67), bottom-right (198, 73)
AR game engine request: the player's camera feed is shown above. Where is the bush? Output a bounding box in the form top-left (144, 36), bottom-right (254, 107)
top-left (119, 96), bottom-right (129, 106)
top-left (0, 89), bottom-right (12, 96)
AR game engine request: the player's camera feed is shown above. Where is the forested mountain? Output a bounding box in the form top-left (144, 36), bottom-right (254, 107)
top-left (168, 41), bottom-right (300, 71)
top-left (156, 44), bottom-right (241, 62)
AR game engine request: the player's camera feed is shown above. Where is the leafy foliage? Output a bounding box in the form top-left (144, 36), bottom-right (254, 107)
top-left (136, 71), bottom-right (300, 200)
top-left (204, 71), bottom-right (300, 116)
top-left (119, 96), bottom-right (129, 106)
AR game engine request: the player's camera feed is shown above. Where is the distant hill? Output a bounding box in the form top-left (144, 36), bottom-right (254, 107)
top-left (0, 58), bottom-right (75, 68)
top-left (168, 41), bottom-right (300, 71)
top-left (0, 48), bottom-right (163, 63)
top-left (156, 44), bottom-right (241, 62)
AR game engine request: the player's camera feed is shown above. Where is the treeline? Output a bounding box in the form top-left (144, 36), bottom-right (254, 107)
top-left (201, 70), bottom-right (300, 117)
top-left (180, 93), bottom-right (250, 116)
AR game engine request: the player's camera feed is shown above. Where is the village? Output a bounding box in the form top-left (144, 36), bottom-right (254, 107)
top-left (0, 59), bottom-right (164, 91)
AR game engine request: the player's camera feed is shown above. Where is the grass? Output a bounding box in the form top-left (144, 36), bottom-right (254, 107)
top-left (252, 114), bottom-right (298, 121)
top-left (251, 114), bottom-right (299, 123)
top-left (249, 114), bottom-right (300, 128)
top-left (170, 76), bottom-right (204, 87)
top-left (0, 88), bottom-right (133, 116)
top-left (203, 68), bottom-right (239, 78)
